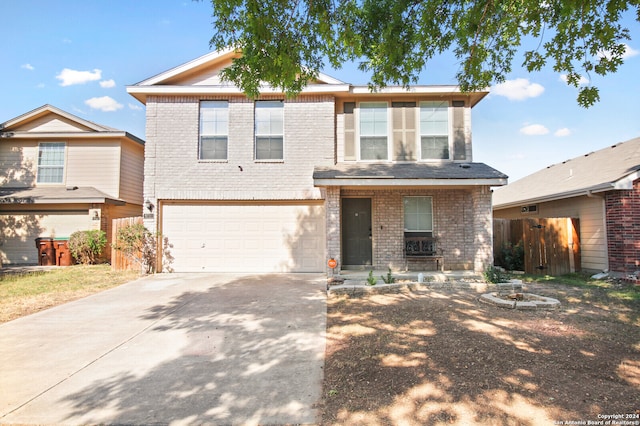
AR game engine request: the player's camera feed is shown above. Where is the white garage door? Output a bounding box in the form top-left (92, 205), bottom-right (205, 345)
top-left (0, 211), bottom-right (89, 265)
top-left (161, 202), bottom-right (326, 273)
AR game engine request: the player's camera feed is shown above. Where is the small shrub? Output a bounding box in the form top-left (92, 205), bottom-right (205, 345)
top-left (381, 268), bottom-right (395, 284)
top-left (483, 265), bottom-right (510, 283)
top-left (69, 230), bottom-right (107, 265)
top-left (366, 270), bottom-right (377, 286)
top-left (113, 223), bottom-right (174, 274)
top-left (501, 241), bottom-right (525, 271)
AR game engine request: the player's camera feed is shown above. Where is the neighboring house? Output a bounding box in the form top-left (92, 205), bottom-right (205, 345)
top-left (126, 50), bottom-right (507, 273)
top-left (493, 137), bottom-right (640, 275)
top-left (0, 105), bottom-right (145, 265)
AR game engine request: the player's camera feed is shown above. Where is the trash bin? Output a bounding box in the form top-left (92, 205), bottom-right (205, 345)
top-left (54, 239), bottom-right (73, 266)
top-left (35, 237), bottom-right (56, 266)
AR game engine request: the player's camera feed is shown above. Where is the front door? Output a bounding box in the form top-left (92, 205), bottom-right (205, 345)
top-left (342, 198), bottom-right (372, 267)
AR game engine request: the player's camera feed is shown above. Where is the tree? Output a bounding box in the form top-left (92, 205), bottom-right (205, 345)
top-left (205, 0), bottom-right (639, 107)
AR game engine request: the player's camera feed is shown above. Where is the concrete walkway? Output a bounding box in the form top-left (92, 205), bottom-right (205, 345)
top-left (0, 273), bottom-right (327, 425)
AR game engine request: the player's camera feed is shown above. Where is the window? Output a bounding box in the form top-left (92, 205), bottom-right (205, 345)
top-left (420, 101), bottom-right (449, 160)
top-left (255, 101), bottom-right (283, 160)
top-left (37, 142), bottom-right (65, 183)
top-left (199, 101), bottom-right (228, 160)
top-left (403, 196), bottom-right (433, 232)
top-left (360, 102), bottom-right (388, 160)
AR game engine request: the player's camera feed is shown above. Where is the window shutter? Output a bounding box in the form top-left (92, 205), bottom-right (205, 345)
top-left (344, 102), bottom-right (356, 161)
top-left (392, 102), bottom-right (416, 161)
top-left (452, 100), bottom-right (466, 161)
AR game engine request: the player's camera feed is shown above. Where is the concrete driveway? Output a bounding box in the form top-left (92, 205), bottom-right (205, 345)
top-left (0, 273), bottom-right (327, 425)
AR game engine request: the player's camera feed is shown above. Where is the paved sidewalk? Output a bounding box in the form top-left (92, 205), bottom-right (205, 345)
top-left (0, 273), bottom-right (327, 425)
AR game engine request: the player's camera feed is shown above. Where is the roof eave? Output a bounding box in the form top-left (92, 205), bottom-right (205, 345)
top-left (493, 183), bottom-right (615, 210)
top-left (126, 84), bottom-right (352, 104)
top-left (314, 177), bottom-right (507, 187)
top-left (0, 131), bottom-right (145, 145)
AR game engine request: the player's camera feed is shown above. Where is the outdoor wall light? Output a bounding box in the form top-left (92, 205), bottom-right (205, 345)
top-left (145, 199), bottom-right (154, 212)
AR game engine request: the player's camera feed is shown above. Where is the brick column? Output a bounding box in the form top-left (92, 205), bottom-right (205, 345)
top-left (325, 186), bottom-right (341, 273)
top-left (473, 186), bottom-right (494, 272)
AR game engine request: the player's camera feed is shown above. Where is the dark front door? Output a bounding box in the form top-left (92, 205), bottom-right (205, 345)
top-left (342, 198), bottom-right (372, 266)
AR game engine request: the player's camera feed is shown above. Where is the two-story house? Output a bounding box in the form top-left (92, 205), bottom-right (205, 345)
top-left (127, 50), bottom-right (507, 273)
top-left (0, 105), bottom-right (144, 265)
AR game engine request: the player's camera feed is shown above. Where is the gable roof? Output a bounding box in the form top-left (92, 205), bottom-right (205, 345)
top-left (127, 50), bottom-right (488, 106)
top-left (493, 137), bottom-right (640, 209)
top-left (0, 104), bottom-right (144, 145)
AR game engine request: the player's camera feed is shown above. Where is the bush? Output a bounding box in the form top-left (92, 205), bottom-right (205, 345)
top-left (501, 241), bottom-right (525, 271)
top-left (483, 265), bottom-right (510, 283)
top-left (69, 230), bottom-right (107, 264)
top-left (113, 223), bottom-right (173, 274)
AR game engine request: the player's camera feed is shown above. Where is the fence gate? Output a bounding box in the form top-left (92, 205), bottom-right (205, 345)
top-left (111, 216), bottom-right (143, 271)
top-left (494, 218), bottom-right (580, 275)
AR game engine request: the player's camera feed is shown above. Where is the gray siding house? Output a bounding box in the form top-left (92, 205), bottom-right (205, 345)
top-left (493, 137), bottom-right (640, 275)
top-left (127, 50), bottom-right (507, 273)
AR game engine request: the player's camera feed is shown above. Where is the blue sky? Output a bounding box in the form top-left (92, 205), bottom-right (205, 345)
top-left (2, 0), bottom-right (639, 182)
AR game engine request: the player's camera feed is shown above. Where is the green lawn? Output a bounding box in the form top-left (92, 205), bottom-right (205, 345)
top-left (0, 265), bottom-right (141, 323)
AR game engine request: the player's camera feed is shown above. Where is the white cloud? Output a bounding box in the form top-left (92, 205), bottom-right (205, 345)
top-left (84, 96), bottom-right (123, 112)
top-left (99, 79), bottom-right (116, 88)
top-left (56, 68), bottom-right (102, 86)
top-left (491, 78), bottom-right (545, 101)
top-left (21, 63), bottom-right (35, 71)
top-left (599, 43), bottom-right (640, 60)
top-left (559, 74), bottom-right (589, 86)
top-left (554, 128), bottom-right (571, 137)
top-left (128, 103), bottom-right (143, 111)
top-left (623, 44), bottom-right (639, 59)
top-left (520, 124), bottom-right (549, 136)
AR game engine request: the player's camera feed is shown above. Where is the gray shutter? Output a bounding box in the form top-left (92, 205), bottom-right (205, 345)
top-left (392, 102), bottom-right (416, 161)
top-left (344, 102), bottom-right (356, 161)
top-left (452, 100), bottom-right (466, 161)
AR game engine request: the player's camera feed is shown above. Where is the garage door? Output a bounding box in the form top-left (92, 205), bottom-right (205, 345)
top-left (0, 211), bottom-right (89, 265)
top-left (161, 202), bottom-right (326, 272)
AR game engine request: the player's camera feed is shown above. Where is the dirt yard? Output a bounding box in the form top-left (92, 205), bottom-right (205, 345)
top-left (319, 281), bottom-right (640, 425)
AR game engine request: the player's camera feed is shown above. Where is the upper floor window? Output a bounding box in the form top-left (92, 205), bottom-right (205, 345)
top-left (360, 102), bottom-right (388, 160)
top-left (255, 101), bottom-right (283, 160)
top-left (37, 142), bottom-right (65, 184)
top-left (199, 101), bottom-right (228, 160)
top-left (420, 101), bottom-right (449, 160)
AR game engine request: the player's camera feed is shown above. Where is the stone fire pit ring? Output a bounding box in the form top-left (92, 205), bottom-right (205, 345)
top-left (480, 280), bottom-right (561, 310)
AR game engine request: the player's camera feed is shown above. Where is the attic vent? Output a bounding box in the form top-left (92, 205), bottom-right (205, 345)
top-left (459, 163), bottom-right (471, 169)
top-left (66, 186), bottom-right (78, 191)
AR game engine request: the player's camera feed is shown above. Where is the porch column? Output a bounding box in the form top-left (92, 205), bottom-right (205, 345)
top-left (473, 186), bottom-right (494, 271)
top-left (325, 186), bottom-right (341, 273)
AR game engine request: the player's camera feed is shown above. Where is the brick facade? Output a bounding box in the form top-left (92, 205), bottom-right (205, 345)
top-left (143, 95), bottom-right (335, 232)
top-left (326, 186), bottom-right (494, 272)
top-left (606, 178), bottom-right (640, 273)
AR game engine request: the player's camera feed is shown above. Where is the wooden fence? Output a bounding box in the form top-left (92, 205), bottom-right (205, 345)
top-left (111, 216), bottom-right (143, 271)
top-left (494, 217), bottom-right (581, 276)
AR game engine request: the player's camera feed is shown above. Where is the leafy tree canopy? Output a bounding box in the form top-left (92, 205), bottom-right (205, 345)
top-left (205, 0), bottom-right (639, 107)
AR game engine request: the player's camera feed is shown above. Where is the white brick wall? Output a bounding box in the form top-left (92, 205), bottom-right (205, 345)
top-left (144, 95), bottom-right (335, 201)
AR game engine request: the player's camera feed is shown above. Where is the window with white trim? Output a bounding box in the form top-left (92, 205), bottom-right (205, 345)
top-left (199, 101), bottom-right (228, 160)
top-left (255, 100), bottom-right (284, 160)
top-left (37, 142), bottom-right (65, 183)
top-left (403, 196), bottom-right (433, 232)
top-left (420, 101), bottom-right (449, 160)
top-left (359, 102), bottom-right (388, 160)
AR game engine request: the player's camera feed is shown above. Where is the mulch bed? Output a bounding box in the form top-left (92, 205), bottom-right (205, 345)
top-left (318, 281), bottom-right (640, 425)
